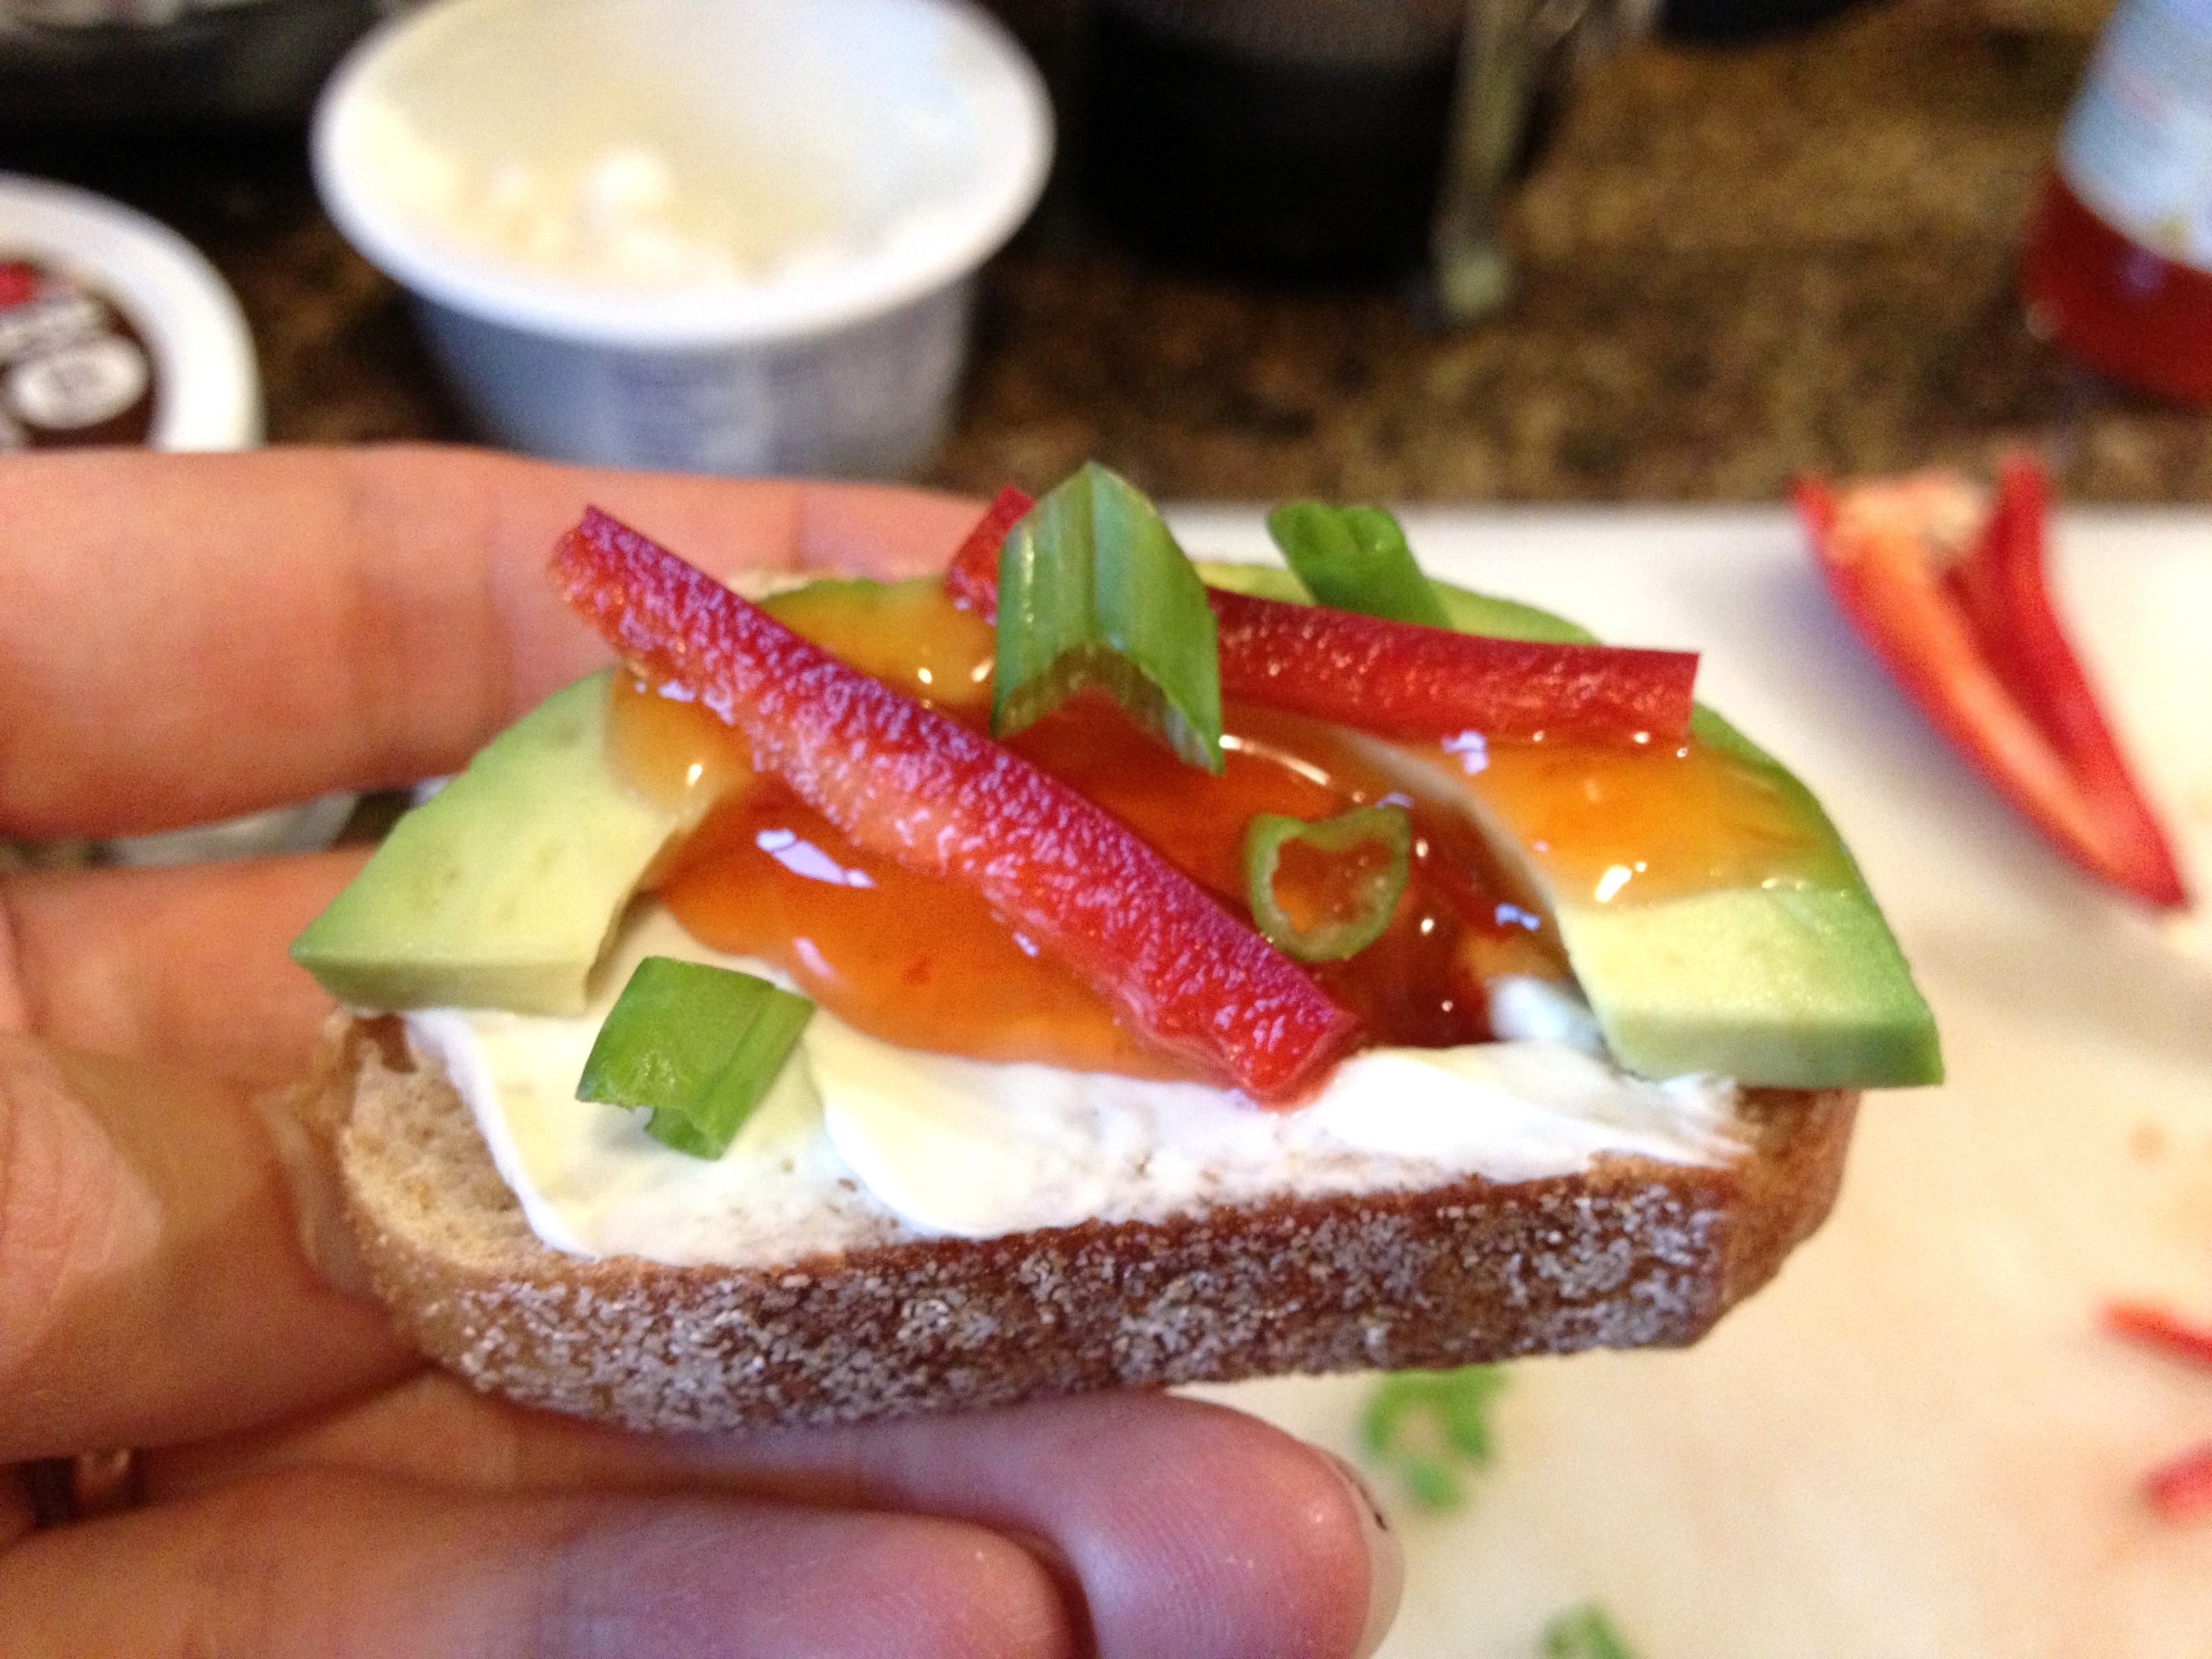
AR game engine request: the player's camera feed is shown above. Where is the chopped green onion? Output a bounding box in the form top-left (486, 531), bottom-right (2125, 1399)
top-left (1360, 1363), bottom-right (1508, 1511)
top-left (1540, 1602), bottom-right (1642, 1659)
top-left (1266, 501), bottom-right (1450, 628)
top-left (994, 462), bottom-right (1223, 772)
top-left (577, 956), bottom-right (814, 1159)
top-left (1243, 804), bottom-right (1413, 962)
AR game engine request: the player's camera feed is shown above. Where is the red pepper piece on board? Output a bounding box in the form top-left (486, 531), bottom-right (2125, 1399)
top-left (1947, 459), bottom-right (2189, 907)
top-left (2105, 1301), bottom-right (2212, 1367)
top-left (554, 508), bottom-right (1360, 1103)
top-left (1797, 468), bottom-right (2189, 909)
top-left (944, 492), bottom-right (1698, 747)
top-left (2102, 1302), bottom-right (2212, 1519)
top-left (2145, 1446), bottom-right (2212, 1520)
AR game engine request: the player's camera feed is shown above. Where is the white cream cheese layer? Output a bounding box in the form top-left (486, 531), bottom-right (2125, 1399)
top-left (407, 904), bottom-right (1748, 1265)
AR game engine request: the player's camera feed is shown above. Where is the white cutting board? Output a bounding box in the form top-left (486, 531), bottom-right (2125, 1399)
top-left (1166, 506), bottom-right (2212, 1659)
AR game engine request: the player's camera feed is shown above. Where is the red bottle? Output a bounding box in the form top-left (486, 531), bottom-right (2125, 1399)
top-left (2020, 0), bottom-right (2212, 404)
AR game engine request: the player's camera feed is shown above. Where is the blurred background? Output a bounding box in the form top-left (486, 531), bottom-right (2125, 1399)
top-left (4, 0), bottom-right (2203, 504)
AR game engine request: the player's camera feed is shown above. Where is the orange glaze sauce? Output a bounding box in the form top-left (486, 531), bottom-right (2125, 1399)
top-left (1435, 729), bottom-right (1850, 905)
top-left (605, 576), bottom-right (1829, 1078)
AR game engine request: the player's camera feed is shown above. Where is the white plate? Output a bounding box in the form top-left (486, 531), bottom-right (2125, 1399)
top-left (1166, 504), bottom-right (2212, 1659)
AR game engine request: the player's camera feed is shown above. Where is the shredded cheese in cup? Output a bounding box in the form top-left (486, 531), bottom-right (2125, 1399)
top-left (311, 0), bottom-right (1052, 475)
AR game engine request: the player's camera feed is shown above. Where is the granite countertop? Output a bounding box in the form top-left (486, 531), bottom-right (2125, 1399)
top-left (3, 0), bottom-right (2209, 503)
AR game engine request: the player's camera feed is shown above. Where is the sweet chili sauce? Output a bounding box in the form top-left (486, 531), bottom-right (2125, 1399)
top-left (1439, 727), bottom-right (1853, 905)
top-left (607, 577), bottom-right (1832, 1078)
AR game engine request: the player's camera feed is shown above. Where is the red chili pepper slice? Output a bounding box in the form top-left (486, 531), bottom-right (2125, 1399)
top-left (946, 493), bottom-right (1698, 746)
top-left (554, 508), bottom-right (1360, 1103)
top-left (1797, 467), bottom-right (2189, 909)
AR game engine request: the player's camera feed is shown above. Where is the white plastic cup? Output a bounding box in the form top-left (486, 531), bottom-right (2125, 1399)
top-left (311, 0), bottom-right (1052, 477)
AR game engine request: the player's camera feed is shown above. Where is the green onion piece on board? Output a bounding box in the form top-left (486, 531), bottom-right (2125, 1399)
top-left (1265, 501), bottom-right (1450, 628)
top-left (1243, 803), bottom-right (1413, 962)
top-left (577, 957), bottom-right (814, 1160)
top-left (1360, 1363), bottom-right (1508, 1511)
top-left (1540, 1602), bottom-right (1642, 1659)
top-left (994, 461), bottom-right (1223, 771)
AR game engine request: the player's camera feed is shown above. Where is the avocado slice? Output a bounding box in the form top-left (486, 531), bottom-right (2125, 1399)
top-left (291, 670), bottom-right (699, 1015)
top-left (1196, 560), bottom-right (1942, 1089)
top-left (288, 577), bottom-right (975, 1019)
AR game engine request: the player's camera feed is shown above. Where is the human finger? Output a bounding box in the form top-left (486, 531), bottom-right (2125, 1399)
top-left (0, 1036), bottom-right (415, 1462)
top-left (733, 1391), bottom-right (1401, 1659)
top-left (0, 445), bottom-right (985, 840)
top-left (149, 1373), bottom-right (1400, 1659)
top-left (2, 1467), bottom-right (1073, 1659)
top-left (3, 851), bottom-right (365, 1086)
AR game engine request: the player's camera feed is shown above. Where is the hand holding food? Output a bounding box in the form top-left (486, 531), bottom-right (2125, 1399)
top-left (0, 446), bottom-right (1398, 1659)
top-left (287, 458), bottom-right (1938, 1435)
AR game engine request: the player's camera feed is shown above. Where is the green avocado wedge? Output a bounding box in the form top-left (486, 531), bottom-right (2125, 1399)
top-left (285, 577), bottom-right (954, 1018)
top-left (290, 670), bottom-right (699, 1015)
top-left (1195, 560), bottom-right (1942, 1090)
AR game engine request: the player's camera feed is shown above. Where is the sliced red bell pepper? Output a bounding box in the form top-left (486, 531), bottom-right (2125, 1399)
top-left (2104, 1303), bottom-right (2212, 1519)
top-left (945, 493), bottom-right (1698, 747)
top-left (1949, 458), bottom-right (2189, 907)
top-left (554, 508), bottom-right (1360, 1103)
top-left (1206, 588), bottom-right (1696, 745)
top-left (2106, 1301), bottom-right (2212, 1367)
top-left (944, 483), bottom-right (1033, 615)
top-left (2145, 1445), bottom-right (2212, 1520)
top-left (1797, 468), bottom-right (2189, 909)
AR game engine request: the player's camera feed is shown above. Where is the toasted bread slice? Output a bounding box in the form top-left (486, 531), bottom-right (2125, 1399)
top-left (298, 1013), bottom-right (1857, 1434)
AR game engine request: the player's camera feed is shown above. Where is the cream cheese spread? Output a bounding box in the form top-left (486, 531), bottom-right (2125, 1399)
top-left (406, 903), bottom-right (1749, 1265)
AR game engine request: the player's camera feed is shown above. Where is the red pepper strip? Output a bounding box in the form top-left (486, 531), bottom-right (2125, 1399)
top-left (944, 483), bottom-right (1033, 614)
top-left (2104, 1302), bottom-right (2212, 1368)
top-left (944, 493), bottom-right (1698, 746)
top-left (2144, 1445), bottom-right (2212, 1520)
top-left (554, 508), bottom-right (1360, 1103)
top-left (1947, 459), bottom-right (2188, 907)
top-left (1943, 460), bottom-right (2062, 736)
top-left (1797, 474), bottom-right (2187, 909)
top-left (2103, 1303), bottom-right (2212, 1519)
top-left (1207, 588), bottom-right (1697, 745)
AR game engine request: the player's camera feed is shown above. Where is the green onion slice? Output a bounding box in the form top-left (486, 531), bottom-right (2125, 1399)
top-left (1265, 501), bottom-right (1450, 628)
top-left (1359, 1363), bottom-right (1508, 1512)
top-left (994, 462), bottom-right (1223, 772)
top-left (577, 956), bottom-right (814, 1159)
top-left (1540, 1602), bottom-right (1642, 1659)
top-left (1242, 803), bottom-right (1414, 962)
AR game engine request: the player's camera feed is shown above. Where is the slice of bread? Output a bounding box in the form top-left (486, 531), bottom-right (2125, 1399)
top-left (298, 1012), bottom-right (1858, 1434)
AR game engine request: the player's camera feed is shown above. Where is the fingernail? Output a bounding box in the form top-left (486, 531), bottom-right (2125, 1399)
top-left (1324, 1452), bottom-right (1404, 1659)
top-left (253, 1086), bottom-right (376, 1300)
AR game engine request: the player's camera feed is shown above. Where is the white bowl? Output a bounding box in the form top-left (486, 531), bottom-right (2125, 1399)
top-left (312, 0), bottom-right (1052, 476)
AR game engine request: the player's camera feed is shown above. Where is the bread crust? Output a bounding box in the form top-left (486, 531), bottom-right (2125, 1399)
top-left (300, 1013), bottom-right (1858, 1433)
